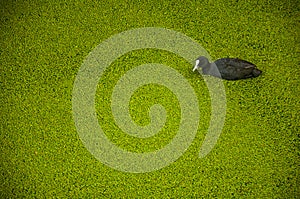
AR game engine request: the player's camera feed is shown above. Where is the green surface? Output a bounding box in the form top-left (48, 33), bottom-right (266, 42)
top-left (1, 0), bottom-right (299, 197)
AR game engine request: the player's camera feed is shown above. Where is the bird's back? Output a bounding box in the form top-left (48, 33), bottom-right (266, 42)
top-left (214, 58), bottom-right (261, 80)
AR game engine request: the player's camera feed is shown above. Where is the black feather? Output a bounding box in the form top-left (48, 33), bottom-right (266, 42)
top-left (194, 57), bottom-right (262, 80)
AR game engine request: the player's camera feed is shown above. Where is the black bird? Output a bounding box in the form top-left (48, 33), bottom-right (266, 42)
top-left (193, 56), bottom-right (262, 80)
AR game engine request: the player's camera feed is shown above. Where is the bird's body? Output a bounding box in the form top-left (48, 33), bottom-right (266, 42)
top-left (193, 56), bottom-right (262, 80)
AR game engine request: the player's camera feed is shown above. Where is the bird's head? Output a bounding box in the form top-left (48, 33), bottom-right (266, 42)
top-left (193, 56), bottom-right (210, 72)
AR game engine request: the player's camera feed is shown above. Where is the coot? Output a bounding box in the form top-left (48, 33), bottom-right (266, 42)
top-left (193, 56), bottom-right (262, 80)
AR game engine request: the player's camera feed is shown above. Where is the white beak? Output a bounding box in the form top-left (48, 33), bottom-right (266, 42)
top-left (193, 65), bottom-right (198, 72)
top-left (193, 60), bottom-right (200, 72)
